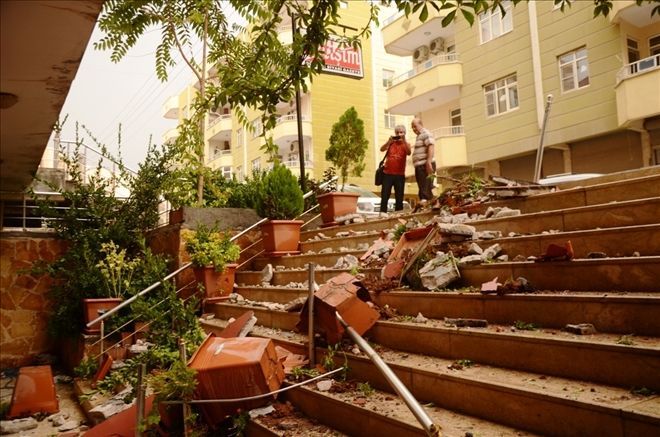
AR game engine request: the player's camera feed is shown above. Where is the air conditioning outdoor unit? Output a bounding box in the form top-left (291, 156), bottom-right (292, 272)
top-left (429, 37), bottom-right (445, 54)
top-left (413, 45), bottom-right (429, 63)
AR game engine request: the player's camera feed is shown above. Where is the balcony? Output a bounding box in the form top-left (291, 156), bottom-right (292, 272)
top-left (207, 150), bottom-right (233, 169)
top-left (163, 127), bottom-right (178, 144)
top-left (278, 159), bottom-right (314, 178)
top-left (615, 55), bottom-right (660, 127)
top-left (431, 126), bottom-right (467, 168)
top-left (610, 1), bottom-right (660, 27)
top-left (206, 114), bottom-right (232, 141)
top-left (162, 95), bottom-right (179, 119)
top-left (271, 114), bottom-right (312, 148)
top-left (382, 8), bottom-right (455, 56)
top-left (387, 54), bottom-right (462, 114)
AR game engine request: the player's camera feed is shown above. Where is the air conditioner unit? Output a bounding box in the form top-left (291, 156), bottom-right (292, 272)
top-left (413, 45), bottom-right (429, 63)
top-left (429, 37), bottom-right (445, 54)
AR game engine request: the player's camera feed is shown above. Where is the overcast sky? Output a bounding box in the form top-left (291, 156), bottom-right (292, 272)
top-left (55, 23), bottom-right (201, 171)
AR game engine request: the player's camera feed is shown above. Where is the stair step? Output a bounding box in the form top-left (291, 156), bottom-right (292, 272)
top-left (246, 401), bottom-right (347, 436)
top-left (203, 305), bottom-right (660, 390)
top-left (487, 173), bottom-right (660, 214)
top-left (457, 256), bottom-right (660, 292)
top-left (237, 256), bottom-right (659, 291)
top-left (281, 382), bottom-right (537, 437)
top-left (253, 249), bottom-right (365, 270)
top-left (371, 291), bottom-right (660, 336)
top-left (202, 320), bottom-right (660, 437)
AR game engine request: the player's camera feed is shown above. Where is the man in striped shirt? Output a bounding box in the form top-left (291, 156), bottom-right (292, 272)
top-left (411, 118), bottom-right (436, 204)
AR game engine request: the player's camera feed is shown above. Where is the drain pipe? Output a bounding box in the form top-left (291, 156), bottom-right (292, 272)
top-left (335, 312), bottom-right (440, 437)
top-left (533, 94), bottom-right (554, 183)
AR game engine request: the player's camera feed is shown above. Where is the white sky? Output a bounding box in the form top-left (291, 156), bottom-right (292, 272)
top-left (55, 23), bottom-right (202, 171)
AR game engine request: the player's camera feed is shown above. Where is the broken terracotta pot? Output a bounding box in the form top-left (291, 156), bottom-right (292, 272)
top-left (536, 240), bottom-right (574, 262)
top-left (7, 365), bottom-right (59, 418)
top-left (188, 334), bottom-right (285, 427)
top-left (297, 273), bottom-right (380, 344)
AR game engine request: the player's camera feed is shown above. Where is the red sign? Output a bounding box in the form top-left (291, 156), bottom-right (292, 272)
top-left (306, 38), bottom-right (364, 79)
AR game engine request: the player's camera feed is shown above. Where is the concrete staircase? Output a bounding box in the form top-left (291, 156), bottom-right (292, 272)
top-left (204, 171), bottom-right (660, 436)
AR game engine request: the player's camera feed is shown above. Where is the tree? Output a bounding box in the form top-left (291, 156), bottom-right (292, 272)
top-left (326, 107), bottom-right (369, 190)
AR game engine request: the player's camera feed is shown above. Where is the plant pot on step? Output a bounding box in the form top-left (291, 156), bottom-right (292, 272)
top-left (316, 192), bottom-right (359, 225)
top-left (193, 263), bottom-right (238, 298)
top-left (83, 298), bottom-right (123, 335)
top-left (260, 220), bottom-right (303, 256)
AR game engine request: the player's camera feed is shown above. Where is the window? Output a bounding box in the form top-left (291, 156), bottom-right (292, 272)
top-left (479, 0), bottom-right (513, 44)
top-left (236, 165), bottom-right (243, 182)
top-left (650, 35), bottom-right (660, 56)
top-left (251, 118), bottom-right (262, 138)
top-left (252, 157), bottom-right (261, 172)
top-left (484, 75), bottom-right (518, 117)
top-left (627, 38), bottom-right (640, 64)
top-left (221, 166), bottom-right (232, 179)
top-left (450, 108), bottom-right (462, 126)
top-left (559, 47), bottom-right (590, 92)
top-left (236, 128), bottom-right (243, 148)
top-left (382, 69), bottom-right (394, 87)
top-left (384, 111), bottom-right (395, 129)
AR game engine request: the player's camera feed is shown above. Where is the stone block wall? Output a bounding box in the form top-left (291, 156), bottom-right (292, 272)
top-left (0, 234), bottom-right (67, 368)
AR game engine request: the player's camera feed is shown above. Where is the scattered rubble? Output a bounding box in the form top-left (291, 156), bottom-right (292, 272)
top-left (418, 252), bottom-right (460, 290)
top-left (564, 324), bottom-right (597, 335)
top-left (0, 417), bottom-right (38, 434)
top-left (444, 318), bottom-right (488, 328)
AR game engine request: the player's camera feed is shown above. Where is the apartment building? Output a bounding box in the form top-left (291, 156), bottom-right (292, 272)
top-left (163, 2), bottom-right (412, 190)
top-left (382, 0), bottom-right (659, 181)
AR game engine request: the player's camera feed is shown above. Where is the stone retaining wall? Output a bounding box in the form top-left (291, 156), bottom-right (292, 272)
top-left (0, 233), bottom-right (66, 368)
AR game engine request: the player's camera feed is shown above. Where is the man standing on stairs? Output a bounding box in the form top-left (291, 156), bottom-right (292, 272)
top-left (379, 124), bottom-right (411, 217)
top-left (411, 117), bottom-right (436, 207)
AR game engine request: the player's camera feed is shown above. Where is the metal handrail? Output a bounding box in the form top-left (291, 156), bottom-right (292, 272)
top-left (87, 175), bottom-right (339, 329)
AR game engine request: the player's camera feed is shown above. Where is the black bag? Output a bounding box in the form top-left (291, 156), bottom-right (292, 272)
top-left (374, 147), bottom-right (390, 186)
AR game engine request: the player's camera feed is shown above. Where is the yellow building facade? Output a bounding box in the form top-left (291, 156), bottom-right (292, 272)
top-left (163, 2), bottom-right (412, 192)
top-left (382, 0), bottom-right (659, 181)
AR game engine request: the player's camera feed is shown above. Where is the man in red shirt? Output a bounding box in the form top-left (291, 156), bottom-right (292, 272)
top-left (379, 124), bottom-right (412, 216)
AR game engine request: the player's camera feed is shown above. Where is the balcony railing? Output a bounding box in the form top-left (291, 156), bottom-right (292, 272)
top-left (431, 125), bottom-right (464, 137)
top-left (616, 54), bottom-right (660, 84)
top-left (208, 113), bottom-right (231, 129)
top-left (390, 53), bottom-right (459, 87)
top-left (282, 159), bottom-right (313, 169)
top-left (276, 113), bottom-right (310, 124)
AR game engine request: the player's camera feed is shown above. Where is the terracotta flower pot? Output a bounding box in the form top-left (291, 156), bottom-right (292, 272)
top-left (193, 263), bottom-right (238, 298)
top-left (316, 192), bottom-right (360, 225)
top-left (83, 298), bottom-right (123, 335)
top-left (260, 220), bottom-right (303, 256)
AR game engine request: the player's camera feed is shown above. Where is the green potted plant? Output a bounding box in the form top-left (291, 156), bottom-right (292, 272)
top-left (184, 224), bottom-right (241, 299)
top-left (315, 167), bottom-right (359, 226)
top-left (84, 241), bottom-right (139, 334)
top-left (255, 163), bottom-right (305, 255)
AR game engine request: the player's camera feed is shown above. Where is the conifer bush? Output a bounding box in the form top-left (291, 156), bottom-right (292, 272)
top-left (255, 164), bottom-right (304, 220)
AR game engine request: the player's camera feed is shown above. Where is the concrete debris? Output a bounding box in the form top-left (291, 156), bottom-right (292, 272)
top-left (444, 317), bottom-right (488, 328)
top-left (284, 297), bottom-right (307, 312)
top-left (481, 243), bottom-right (502, 260)
top-left (335, 213), bottom-right (362, 224)
top-left (336, 231), bottom-right (350, 238)
top-left (484, 206), bottom-right (497, 218)
top-left (413, 312), bottom-right (429, 324)
top-left (319, 247), bottom-right (333, 254)
top-left (419, 252), bottom-right (460, 290)
top-left (587, 251), bottom-right (607, 258)
top-left (333, 254), bottom-right (359, 270)
top-left (275, 265), bottom-right (286, 271)
top-left (513, 254), bottom-right (527, 262)
top-left (54, 375), bottom-right (73, 384)
top-left (501, 277), bottom-right (534, 293)
top-left (493, 207), bottom-right (521, 218)
top-left (316, 233), bottom-right (331, 240)
top-left (450, 213), bottom-right (470, 224)
top-left (129, 339), bottom-right (153, 354)
top-left (260, 264), bottom-right (273, 284)
top-left (476, 230), bottom-right (502, 240)
top-left (48, 412), bottom-right (70, 427)
top-left (351, 346), bottom-right (361, 355)
top-left (57, 420), bottom-right (80, 432)
top-left (249, 405), bottom-right (275, 419)
top-left (632, 251), bottom-right (641, 257)
top-left (88, 388), bottom-right (134, 423)
top-left (438, 222), bottom-right (476, 237)
top-left (467, 242), bottom-right (483, 255)
top-left (496, 254), bottom-right (509, 262)
top-left (508, 232), bottom-right (520, 237)
top-left (0, 417), bottom-right (38, 434)
top-left (481, 277), bottom-right (500, 294)
top-left (316, 380), bottom-right (333, 392)
top-left (458, 254), bottom-right (482, 266)
top-left (564, 323), bottom-right (597, 335)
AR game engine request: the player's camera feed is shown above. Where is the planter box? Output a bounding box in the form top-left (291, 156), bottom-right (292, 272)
top-left (193, 263), bottom-right (238, 298)
top-left (260, 220), bottom-right (303, 256)
top-left (316, 192), bottom-right (359, 224)
top-left (83, 298), bottom-right (122, 335)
